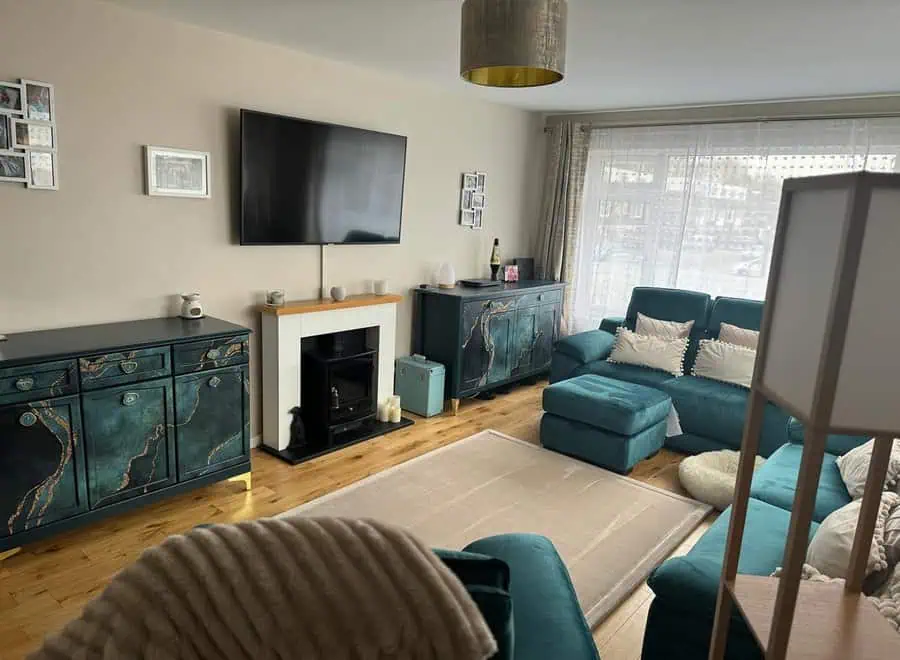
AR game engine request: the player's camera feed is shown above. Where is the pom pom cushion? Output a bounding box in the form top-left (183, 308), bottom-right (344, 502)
top-left (635, 312), bottom-right (694, 339)
top-left (607, 328), bottom-right (688, 377)
top-left (692, 339), bottom-right (756, 389)
top-left (836, 438), bottom-right (900, 499)
top-left (718, 322), bottom-right (759, 349)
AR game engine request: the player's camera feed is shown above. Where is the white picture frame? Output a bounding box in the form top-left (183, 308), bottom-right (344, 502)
top-left (21, 80), bottom-right (54, 122)
top-left (26, 150), bottom-right (57, 190)
top-left (0, 149), bottom-right (29, 183)
top-left (145, 146), bottom-right (210, 198)
top-left (0, 114), bottom-right (10, 150)
top-left (462, 172), bottom-right (477, 190)
top-left (475, 172), bottom-right (486, 194)
top-left (461, 189), bottom-right (474, 211)
top-left (13, 119), bottom-right (55, 150)
top-left (471, 193), bottom-right (485, 210)
top-left (0, 82), bottom-right (24, 115)
top-left (460, 209), bottom-right (475, 227)
top-left (472, 209), bottom-right (483, 230)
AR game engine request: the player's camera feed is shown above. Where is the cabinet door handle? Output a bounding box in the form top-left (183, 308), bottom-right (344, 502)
top-left (19, 412), bottom-right (37, 427)
top-left (122, 392), bottom-right (140, 406)
top-left (208, 376), bottom-right (221, 388)
top-left (206, 348), bottom-right (221, 360)
top-left (15, 376), bottom-right (35, 392)
top-left (538, 294), bottom-right (545, 302)
top-left (120, 361), bottom-right (138, 374)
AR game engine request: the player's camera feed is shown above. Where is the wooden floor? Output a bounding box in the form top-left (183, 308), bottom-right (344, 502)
top-left (0, 380), bottom-right (711, 659)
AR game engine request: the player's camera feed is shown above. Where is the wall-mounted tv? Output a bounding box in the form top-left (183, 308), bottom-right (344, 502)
top-left (240, 110), bottom-right (407, 245)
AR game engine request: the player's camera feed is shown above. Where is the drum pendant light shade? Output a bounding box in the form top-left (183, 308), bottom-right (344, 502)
top-left (461, 0), bottom-right (567, 88)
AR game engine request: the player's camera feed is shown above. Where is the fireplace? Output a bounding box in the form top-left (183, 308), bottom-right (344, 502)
top-left (301, 329), bottom-right (376, 445)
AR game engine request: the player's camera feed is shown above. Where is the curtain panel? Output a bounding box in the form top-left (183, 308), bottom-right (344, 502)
top-left (571, 118), bottom-right (900, 332)
top-left (535, 122), bottom-right (590, 334)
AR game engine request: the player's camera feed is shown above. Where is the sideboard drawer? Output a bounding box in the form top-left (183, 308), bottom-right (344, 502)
top-left (517, 289), bottom-right (563, 309)
top-left (173, 334), bottom-right (249, 374)
top-left (0, 359), bottom-right (78, 405)
top-left (79, 346), bottom-right (171, 390)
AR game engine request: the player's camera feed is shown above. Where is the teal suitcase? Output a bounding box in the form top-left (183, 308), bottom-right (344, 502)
top-left (395, 355), bottom-right (445, 417)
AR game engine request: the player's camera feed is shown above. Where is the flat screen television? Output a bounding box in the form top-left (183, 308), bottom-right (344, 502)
top-left (240, 110), bottom-right (407, 245)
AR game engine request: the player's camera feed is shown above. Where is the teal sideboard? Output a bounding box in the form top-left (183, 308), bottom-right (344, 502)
top-left (0, 317), bottom-right (251, 556)
top-left (413, 281), bottom-right (565, 413)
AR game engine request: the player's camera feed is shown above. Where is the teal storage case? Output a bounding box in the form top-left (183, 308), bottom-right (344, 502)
top-left (395, 355), bottom-right (445, 418)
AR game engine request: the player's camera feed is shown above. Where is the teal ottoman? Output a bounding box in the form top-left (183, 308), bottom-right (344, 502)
top-left (541, 375), bottom-right (671, 474)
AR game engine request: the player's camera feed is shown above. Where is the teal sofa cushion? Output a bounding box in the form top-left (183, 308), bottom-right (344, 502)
top-left (581, 360), bottom-right (677, 388)
top-left (707, 296), bottom-right (764, 336)
top-left (661, 376), bottom-right (790, 457)
top-left (598, 316), bottom-right (624, 334)
top-left (554, 329), bottom-right (616, 364)
top-left (648, 498), bottom-right (819, 621)
top-left (750, 444), bottom-right (851, 523)
top-left (543, 374), bottom-right (671, 436)
top-left (786, 417), bottom-right (869, 456)
top-left (541, 413), bottom-right (666, 474)
top-left (549, 352), bottom-right (583, 384)
top-left (433, 548), bottom-right (510, 590)
top-left (464, 534), bottom-right (600, 660)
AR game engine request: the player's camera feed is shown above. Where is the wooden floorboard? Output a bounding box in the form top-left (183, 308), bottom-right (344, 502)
top-left (0, 380), bottom-right (711, 659)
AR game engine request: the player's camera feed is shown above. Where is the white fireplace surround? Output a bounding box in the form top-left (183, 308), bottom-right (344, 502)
top-left (260, 298), bottom-right (399, 452)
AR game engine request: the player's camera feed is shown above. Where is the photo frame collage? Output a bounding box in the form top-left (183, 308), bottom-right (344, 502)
top-left (459, 171), bottom-right (486, 229)
top-left (0, 79), bottom-right (57, 190)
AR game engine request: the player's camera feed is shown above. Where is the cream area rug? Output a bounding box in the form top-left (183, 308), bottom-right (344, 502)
top-left (281, 430), bottom-right (711, 627)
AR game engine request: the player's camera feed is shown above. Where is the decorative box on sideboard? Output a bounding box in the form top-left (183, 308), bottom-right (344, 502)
top-left (413, 280), bottom-right (565, 414)
top-left (0, 317), bottom-right (252, 558)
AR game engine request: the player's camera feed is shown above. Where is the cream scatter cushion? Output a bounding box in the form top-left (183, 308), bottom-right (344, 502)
top-left (635, 313), bottom-right (694, 339)
top-left (718, 322), bottom-right (760, 349)
top-left (886, 502), bottom-right (900, 566)
top-left (691, 339), bottom-right (756, 389)
top-left (607, 327), bottom-right (688, 377)
top-left (806, 492), bottom-right (899, 580)
top-left (836, 438), bottom-right (900, 500)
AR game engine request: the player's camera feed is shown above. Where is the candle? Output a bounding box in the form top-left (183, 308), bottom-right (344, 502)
top-left (389, 405), bottom-right (402, 423)
top-left (377, 403), bottom-right (390, 423)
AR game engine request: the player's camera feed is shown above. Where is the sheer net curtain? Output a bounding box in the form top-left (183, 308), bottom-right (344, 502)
top-left (570, 118), bottom-right (900, 333)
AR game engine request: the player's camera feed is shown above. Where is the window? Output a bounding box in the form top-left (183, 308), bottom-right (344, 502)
top-left (571, 118), bottom-right (900, 332)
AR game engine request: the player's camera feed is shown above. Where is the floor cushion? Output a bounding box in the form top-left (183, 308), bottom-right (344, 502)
top-left (749, 443), bottom-right (851, 523)
top-left (678, 450), bottom-right (766, 511)
top-left (542, 374), bottom-right (671, 436)
top-left (660, 376), bottom-right (790, 457)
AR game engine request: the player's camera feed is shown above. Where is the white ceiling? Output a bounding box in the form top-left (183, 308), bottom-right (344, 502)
top-left (104, 0), bottom-right (900, 113)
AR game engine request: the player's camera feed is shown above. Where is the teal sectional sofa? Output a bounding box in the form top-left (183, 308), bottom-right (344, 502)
top-left (551, 287), bottom-right (851, 458)
top-left (642, 435), bottom-right (865, 659)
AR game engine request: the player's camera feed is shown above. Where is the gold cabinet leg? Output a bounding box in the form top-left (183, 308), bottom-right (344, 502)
top-left (227, 472), bottom-right (252, 491)
top-left (0, 547), bottom-right (22, 562)
top-left (450, 398), bottom-right (460, 416)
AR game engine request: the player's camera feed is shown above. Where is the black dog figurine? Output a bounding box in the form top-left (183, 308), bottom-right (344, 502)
top-left (288, 406), bottom-right (306, 449)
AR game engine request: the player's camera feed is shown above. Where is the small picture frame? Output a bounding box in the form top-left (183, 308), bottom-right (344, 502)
top-left (460, 209), bottom-right (476, 227)
top-left (0, 115), bottom-right (10, 150)
top-left (145, 146), bottom-right (210, 198)
top-left (13, 119), bottom-right (55, 150)
top-left (0, 82), bottom-right (24, 115)
top-left (0, 149), bottom-right (29, 182)
top-left (503, 265), bottom-right (519, 282)
top-left (471, 193), bottom-right (485, 210)
top-left (475, 172), bottom-right (486, 194)
top-left (472, 209), bottom-right (483, 230)
top-left (27, 150), bottom-right (57, 190)
top-left (21, 80), bottom-right (54, 122)
top-left (461, 189), bottom-right (474, 211)
top-left (462, 172), bottom-right (477, 190)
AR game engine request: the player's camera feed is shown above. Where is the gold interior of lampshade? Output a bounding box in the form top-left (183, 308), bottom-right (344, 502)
top-left (462, 65), bottom-right (564, 87)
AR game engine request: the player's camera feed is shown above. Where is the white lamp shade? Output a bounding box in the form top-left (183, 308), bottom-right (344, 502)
top-left (759, 173), bottom-right (900, 436)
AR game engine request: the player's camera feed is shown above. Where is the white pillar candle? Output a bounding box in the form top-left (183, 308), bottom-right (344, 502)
top-left (389, 405), bottom-right (402, 423)
top-left (377, 403), bottom-right (390, 423)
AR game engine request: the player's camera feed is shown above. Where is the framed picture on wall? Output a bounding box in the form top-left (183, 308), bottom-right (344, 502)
top-left (27, 150), bottom-right (57, 190)
top-left (145, 146), bottom-right (210, 198)
top-left (21, 80), bottom-right (54, 122)
top-left (0, 150), bottom-right (29, 182)
top-left (471, 193), bottom-right (485, 209)
top-left (475, 172), bottom-right (486, 194)
top-left (460, 209), bottom-right (475, 227)
top-left (0, 115), bottom-right (10, 150)
top-left (472, 209), bottom-right (483, 230)
top-left (462, 172), bottom-right (477, 190)
top-left (13, 119), bottom-right (55, 150)
top-left (0, 82), bottom-right (24, 115)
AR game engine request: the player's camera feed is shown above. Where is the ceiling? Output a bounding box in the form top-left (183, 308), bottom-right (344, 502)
top-left (104, 0), bottom-right (900, 113)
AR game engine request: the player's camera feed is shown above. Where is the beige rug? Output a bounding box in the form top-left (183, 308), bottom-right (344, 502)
top-left (281, 429), bottom-right (710, 626)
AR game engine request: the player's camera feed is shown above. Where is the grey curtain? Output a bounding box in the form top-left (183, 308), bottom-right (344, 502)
top-left (534, 122), bottom-right (590, 334)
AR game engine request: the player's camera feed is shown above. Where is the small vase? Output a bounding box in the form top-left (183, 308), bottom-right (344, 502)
top-left (331, 286), bottom-right (347, 302)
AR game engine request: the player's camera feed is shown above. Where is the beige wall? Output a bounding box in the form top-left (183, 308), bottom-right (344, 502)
top-left (0, 0), bottom-right (544, 438)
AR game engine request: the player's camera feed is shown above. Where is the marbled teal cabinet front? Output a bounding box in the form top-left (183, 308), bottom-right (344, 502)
top-left (0, 317), bottom-right (251, 554)
top-left (414, 281), bottom-right (565, 408)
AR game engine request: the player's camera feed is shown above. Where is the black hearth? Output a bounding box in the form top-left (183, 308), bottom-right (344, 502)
top-left (265, 328), bottom-right (413, 465)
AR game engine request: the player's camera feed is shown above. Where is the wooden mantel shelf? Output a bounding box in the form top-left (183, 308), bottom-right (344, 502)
top-left (260, 293), bottom-right (403, 316)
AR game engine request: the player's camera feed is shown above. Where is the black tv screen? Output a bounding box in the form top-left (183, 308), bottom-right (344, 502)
top-left (240, 110), bottom-right (407, 245)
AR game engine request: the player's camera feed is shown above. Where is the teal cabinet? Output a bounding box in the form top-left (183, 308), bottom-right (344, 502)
top-left (512, 306), bottom-right (538, 377)
top-left (175, 365), bottom-right (250, 480)
top-left (0, 396), bottom-right (87, 538)
top-left (486, 307), bottom-right (514, 385)
top-left (82, 378), bottom-right (176, 509)
top-left (534, 303), bottom-right (560, 370)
